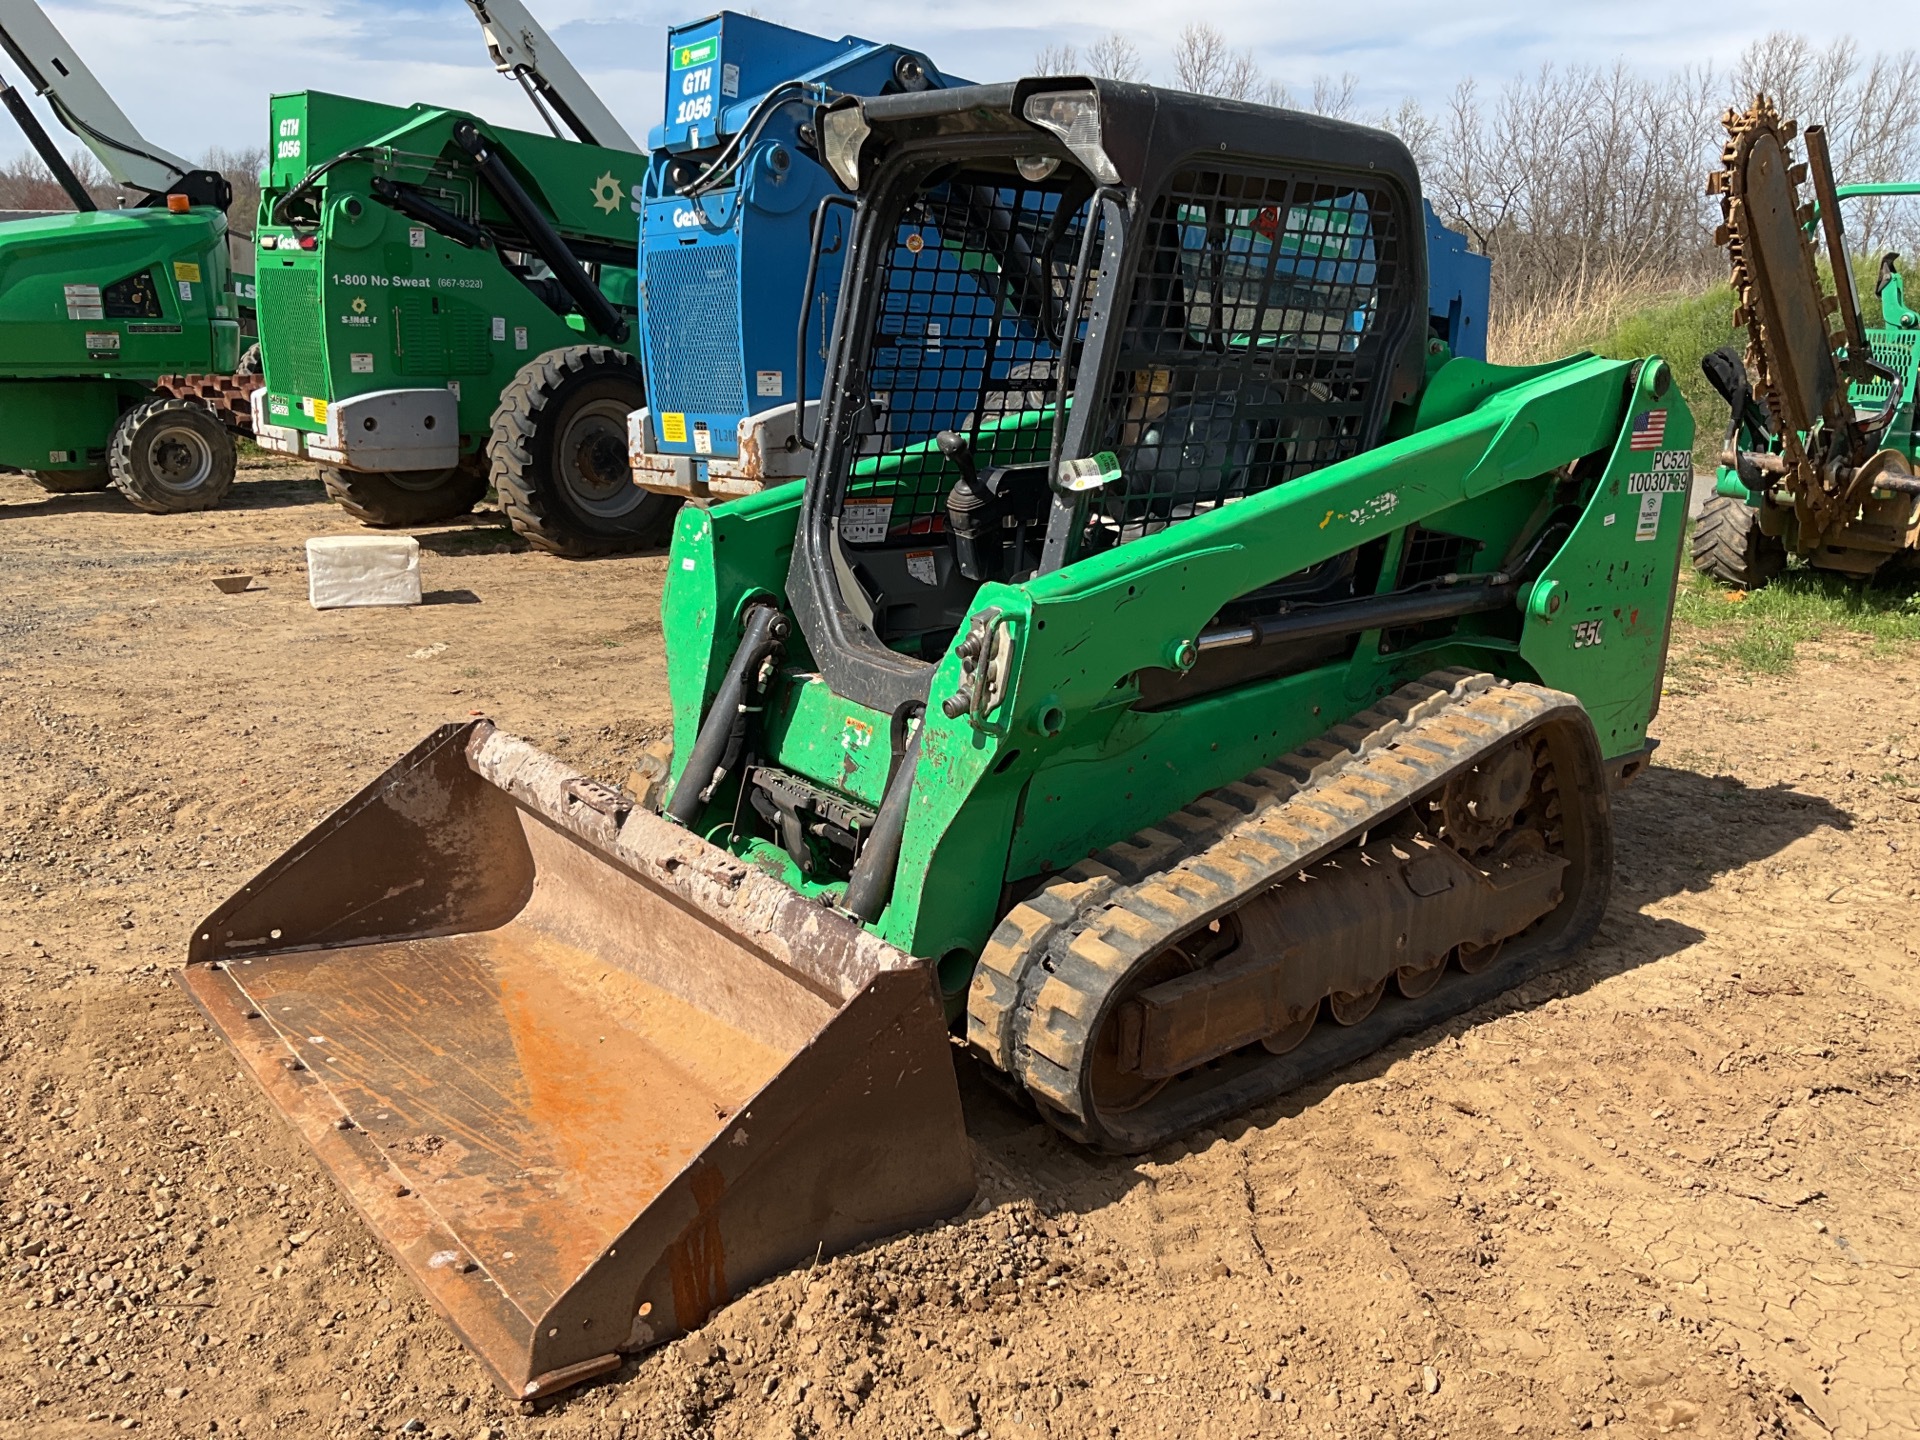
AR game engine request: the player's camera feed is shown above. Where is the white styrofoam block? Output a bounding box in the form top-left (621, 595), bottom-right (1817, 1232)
top-left (306, 535), bottom-right (423, 610)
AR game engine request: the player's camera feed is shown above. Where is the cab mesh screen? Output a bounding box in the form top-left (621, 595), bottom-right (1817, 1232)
top-left (1089, 165), bottom-right (1411, 536)
top-left (846, 171), bottom-right (1095, 530)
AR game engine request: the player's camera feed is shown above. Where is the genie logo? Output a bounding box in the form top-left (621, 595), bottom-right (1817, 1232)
top-left (672, 207), bottom-right (704, 230)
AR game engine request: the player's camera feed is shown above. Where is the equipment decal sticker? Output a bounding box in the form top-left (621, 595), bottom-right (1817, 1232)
top-left (177, 281), bottom-right (192, 302)
top-left (350, 353), bottom-right (374, 374)
top-left (84, 331), bottom-right (119, 353)
top-left (513, 326), bottom-right (528, 351)
top-left (660, 412), bottom-right (688, 444)
top-left (1319, 491), bottom-right (1400, 529)
top-left (409, 227), bottom-right (426, 249)
top-left (492, 316), bottom-right (506, 342)
top-left (693, 421), bottom-right (712, 455)
top-left (755, 369), bottom-right (782, 397)
top-left (64, 283), bottom-right (102, 320)
top-left (1636, 491), bottom-right (1662, 542)
top-left (840, 717), bottom-right (874, 753)
top-left (1627, 448), bottom-right (1693, 493)
top-left (840, 501), bottom-right (893, 544)
top-left (1629, 409), bottom-right (1667, 450)
top-left (172, 261), bottom-right (201, 283)
top-left (672, 38), bottom-right (717, 69)
top-left (1572, 619), bottom-right (1604, 648)
top-left (905, 550), bottom-right (938, 585)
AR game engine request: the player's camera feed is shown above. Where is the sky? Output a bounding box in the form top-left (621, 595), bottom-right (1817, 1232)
top-left (0, 0), bottom-right (1891, 165)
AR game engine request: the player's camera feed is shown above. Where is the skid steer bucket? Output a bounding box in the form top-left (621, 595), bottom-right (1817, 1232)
top-left (178, 722), bottom-right (974, 1400)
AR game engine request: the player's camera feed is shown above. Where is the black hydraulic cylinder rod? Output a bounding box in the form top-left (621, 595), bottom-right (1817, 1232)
top-left (450, 119), bottom-right (627, 344)
top-left (843, 720), bottom-right (924, 923)
top-left (666, 604), bottom-right (789, 826)
top-left (1195, 578), bottom-right (1520, 654)
top-left (369, 177), bottom-right (491, 251)
top-left (1, 83), bottom-right (93, 212)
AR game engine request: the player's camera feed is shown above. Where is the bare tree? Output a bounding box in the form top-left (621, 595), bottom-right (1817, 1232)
top-left (1311, 74), bottom-right (1358, 121)
top-left (202, 145), bottom-right (265, 231)
top-left (0, 148), bottom-right (129, 211)
top-left (1172, 22), bottom-right (1277, 102)
top-left (1033, 42), bottom-right (1079, 76)
top-left (1086, 32), bottom-right (1147, 83)
top-left (1171, 23), bottom-right (1228, 94)
top-left (1736, 33), bottom-right (1920, 253)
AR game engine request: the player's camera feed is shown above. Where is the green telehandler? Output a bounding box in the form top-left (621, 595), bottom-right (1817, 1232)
top-left (0, 0), bottom-right (248, 510)
top-left (247, 0), bottom-right (666, 552)
top-left (184, 79), bottom-right (1693, 1399)
top-left (1696, 98), bottom-right (1919, 586)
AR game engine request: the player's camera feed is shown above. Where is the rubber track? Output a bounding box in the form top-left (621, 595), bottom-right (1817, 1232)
top-left (965, 669), bottom-right (1604, 1153)
top-left (1691, 491), bottom-right (1784, 589)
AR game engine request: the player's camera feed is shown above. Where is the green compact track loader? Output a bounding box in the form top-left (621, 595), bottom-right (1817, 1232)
top-left (1696, 99), bottom-right (1919, 586)
top-left (0, 0), bottom-right (248, 510)
top-left (185, 80), bottom-right (1693, 1399)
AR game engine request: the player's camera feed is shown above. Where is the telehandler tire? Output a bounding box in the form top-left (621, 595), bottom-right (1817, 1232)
top-left (28, 467), bottom-right (112, 493)
top-left (235, 342), bottom-right (263, 376)
top-left (490, 345), bottom-right (677, 558)
top-left (1691, 491), bottom-right (1785, 590)
top-left (109, 397), bottom-right (235, 513)
top-left (321, 459), bottom-right (489, 528)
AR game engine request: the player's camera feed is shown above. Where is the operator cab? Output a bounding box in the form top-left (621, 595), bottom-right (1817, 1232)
top-left (787, 80), bottom-right (1425, 717)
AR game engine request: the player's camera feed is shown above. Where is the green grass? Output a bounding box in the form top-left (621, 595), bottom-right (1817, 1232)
top-left (1586, 290), bottom-right (1743, 469)
top-left (1672, 560), bottom-right (1920, 676)
top-left (1580, 255), bottom-right (1906, 470)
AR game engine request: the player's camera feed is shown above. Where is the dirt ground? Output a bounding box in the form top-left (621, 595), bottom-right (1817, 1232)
top-left (2, 459), bottom-right (1916, 1440)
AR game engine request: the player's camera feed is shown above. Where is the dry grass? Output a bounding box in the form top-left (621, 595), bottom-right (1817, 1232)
top-left (1485, 269), bottom-right (1706, 365)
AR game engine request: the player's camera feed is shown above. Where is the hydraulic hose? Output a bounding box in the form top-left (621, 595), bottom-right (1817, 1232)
top-left (451, 119), bottom-right (628, 343)
top-left (843, 718), bottom-right (923, 923)
top-left (666, 604), bottom-right (789, 825)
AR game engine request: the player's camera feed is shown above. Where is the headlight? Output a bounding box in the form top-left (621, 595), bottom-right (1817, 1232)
top-left (1022, 90), bottom-right (1120, 185)
top-left (819, 103), bottom-right (872, 191)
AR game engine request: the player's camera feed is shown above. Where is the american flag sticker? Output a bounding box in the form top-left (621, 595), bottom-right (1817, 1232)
top-left (1629, 409), bottom-right (1667, 451)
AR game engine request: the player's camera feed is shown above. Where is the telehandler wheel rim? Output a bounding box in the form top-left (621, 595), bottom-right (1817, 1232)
top-left (1327, 976), bottom-right (1387, 1026)
top-left (140, 423), bottom-right (217, 495)
top-left (556, 398), bottom-right (649, 519)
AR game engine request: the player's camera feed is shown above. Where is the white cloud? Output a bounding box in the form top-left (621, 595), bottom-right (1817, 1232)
top-left (0, 0), bottom-right (1894, 165)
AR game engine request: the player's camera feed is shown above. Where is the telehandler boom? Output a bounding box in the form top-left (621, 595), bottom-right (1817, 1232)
top-left (186, 80), bottom-right (1692, 1400)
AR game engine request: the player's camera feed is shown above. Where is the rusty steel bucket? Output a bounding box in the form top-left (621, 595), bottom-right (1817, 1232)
top-left (178, 722), bottom-right (974, 1399)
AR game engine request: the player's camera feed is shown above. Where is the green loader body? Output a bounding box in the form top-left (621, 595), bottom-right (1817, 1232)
top-left (661, 348), bottom-right (1691, 984)
top-left (252, 92), bottom-right (661, 547)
